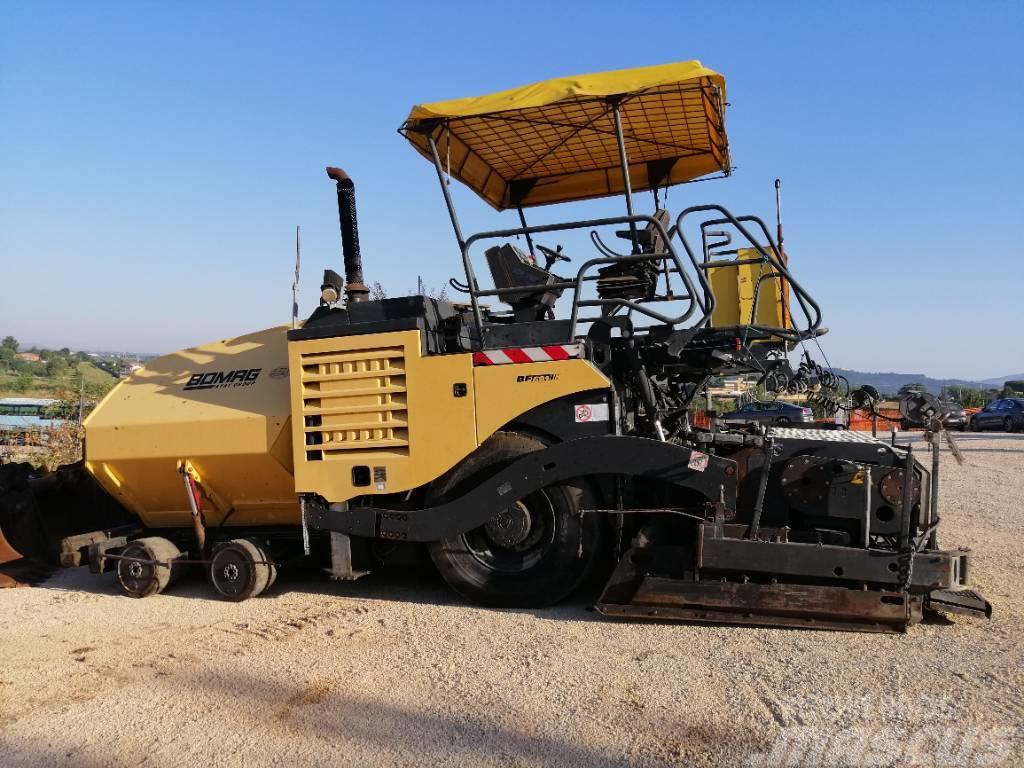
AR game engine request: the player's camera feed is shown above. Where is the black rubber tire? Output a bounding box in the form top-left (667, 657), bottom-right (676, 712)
top-left (117, 537), bottom-right (181, 598)
top-left (775, 416), bottom-right (791, 425)
top-left (1004, 417), bottom-right (1014, 433)
top-left (427, 432), bottom-right (605, 609)
top-left (266, 558), bottom-right (279, 591)
top-left (208, 538), bottom-right (272, 602)
top-left (248, 536), bottom-right (279, 591)
top-left (970, 418), bottom-right (980, 433)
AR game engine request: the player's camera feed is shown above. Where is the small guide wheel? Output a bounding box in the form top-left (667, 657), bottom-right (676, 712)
top-left (117, 537), bottom-right (181, 598)
top-left (208, 538), bottom-right (273, 601)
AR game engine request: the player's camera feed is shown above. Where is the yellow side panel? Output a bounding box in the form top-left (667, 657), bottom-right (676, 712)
top-left (84, 326), bottom-right (298, 528)
top-left (289, 330), bottom-right (478, 502)
top-left (709, 247), bottom-right (791, 331)
top-left (473, 359), bottom-right (610, 443)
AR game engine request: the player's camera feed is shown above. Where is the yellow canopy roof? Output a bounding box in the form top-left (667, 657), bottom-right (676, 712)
top-left (400, 61), bottom-right (730, 211)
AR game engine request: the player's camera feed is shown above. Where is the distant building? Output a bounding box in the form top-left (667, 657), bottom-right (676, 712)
top-left (0, 397), bottom-right (65, 448)
top-left (118, 362), bottom-right (144, 378)
top-left (707, 376), bottom-right (750, 398)
top-left (14, 352), bottom-right (40, 362)
top-left (0, 397), bottom-right (60, 415)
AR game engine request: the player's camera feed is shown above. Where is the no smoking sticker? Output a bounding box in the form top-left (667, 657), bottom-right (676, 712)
top-left (574, 403), bottom-right (609, 423)
top-left (688, 451), bottom-right (709, 472)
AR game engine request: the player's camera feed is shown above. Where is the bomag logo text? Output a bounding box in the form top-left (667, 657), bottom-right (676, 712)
top-left (516, 373), bottom-right (559, 383)
top-left (184, 368), bottom-right (262, 391)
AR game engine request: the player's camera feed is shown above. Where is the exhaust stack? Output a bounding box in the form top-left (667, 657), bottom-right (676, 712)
top-left (325, 166), bottom-right (369, 303)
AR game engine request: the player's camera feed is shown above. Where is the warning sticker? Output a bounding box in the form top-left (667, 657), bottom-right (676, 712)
top-left (574, 403), bottom-right (609, 423)
top-left (688, 451), bottom-right (710, 472)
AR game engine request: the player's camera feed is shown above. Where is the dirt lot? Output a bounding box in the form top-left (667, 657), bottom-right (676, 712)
top-left (2, 435), bottom-right (1022, 767)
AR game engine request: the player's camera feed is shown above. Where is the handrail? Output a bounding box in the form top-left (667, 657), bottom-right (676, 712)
top-left (675, 205), bottom-right (823, 343)
top-left (699, 213), bottom-right (821, 334)
top-left (453, 205), bottom-right (824, 350)
top-left (461, 214), bottom-right (707, 344)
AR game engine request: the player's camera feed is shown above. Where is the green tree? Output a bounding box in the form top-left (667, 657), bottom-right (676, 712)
top-left (11, 358), bottom-right (34, 374)
top-left (897, 383), bottom-right (927, 397)
top-left (45, 357), bottom-right (68, 377)
top-left (0, 339), bottom-right (14, 372)
top-left (11, 373), bottom-right (32, 393)
top-left (954, 387), bottom-right (986, 408)
top-left (1003, 380), bottom-right (1024, 397)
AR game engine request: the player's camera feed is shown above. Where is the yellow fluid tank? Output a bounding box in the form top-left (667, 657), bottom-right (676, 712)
top-left (709, 247), bottom-right (791, 331)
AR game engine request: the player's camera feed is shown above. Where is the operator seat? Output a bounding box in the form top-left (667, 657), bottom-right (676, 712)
top-left (484, 243), bottom-right (563, 322)
top-left (597, 208), bottom-right (672, 301)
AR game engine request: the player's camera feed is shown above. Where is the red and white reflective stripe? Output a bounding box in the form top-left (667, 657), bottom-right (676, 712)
top-left (472, 343), bottom-right (581, 366)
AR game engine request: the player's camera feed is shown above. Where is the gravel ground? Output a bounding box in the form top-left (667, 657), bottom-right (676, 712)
top-left (2, 435), bottom-right (1022, 767)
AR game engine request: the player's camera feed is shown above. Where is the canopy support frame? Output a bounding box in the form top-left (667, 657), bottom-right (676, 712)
top-left (516, 207), bottom-right (536, 258)
top-left (425, 127), bottom-right (489, 319)
top-left (610, 98), bottom-right (639, 253)
top-left (426, 127), bottom-right (468, 254)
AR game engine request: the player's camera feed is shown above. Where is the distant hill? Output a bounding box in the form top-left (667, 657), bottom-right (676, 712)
top-left (832, 369), bottom-right (992, 395)
top-left (979, 373), bottom-right (1024, 386)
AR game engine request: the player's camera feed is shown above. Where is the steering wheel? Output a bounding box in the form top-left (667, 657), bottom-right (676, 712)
top-left (536, 244), bottom-right (571, 271)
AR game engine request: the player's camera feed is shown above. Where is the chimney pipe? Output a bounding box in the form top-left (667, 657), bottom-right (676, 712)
top-left (325, 166), bottom-right (369, 303)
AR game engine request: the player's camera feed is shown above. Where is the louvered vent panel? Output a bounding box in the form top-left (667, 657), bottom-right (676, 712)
top-left (299, 346), bottom-right (409, 461)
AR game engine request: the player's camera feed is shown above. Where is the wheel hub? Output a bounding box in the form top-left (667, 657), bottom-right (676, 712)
top-left (221, 563), bottom-right (240, 582)
top-left (484, 501), bottom-right (532, 548)
top-left (128, 561), bottom-right (144, 578)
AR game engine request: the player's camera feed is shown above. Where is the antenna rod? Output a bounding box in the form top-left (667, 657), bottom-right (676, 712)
top-left (292, 225), bottom-right (301, 328)
top-left (774, 178), bottom-right (792, 333)
top-left (774, 178), bottom-right (784, 254)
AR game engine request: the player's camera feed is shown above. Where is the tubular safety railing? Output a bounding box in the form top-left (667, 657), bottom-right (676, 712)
top-left (676, 206), bottom-right (824, 344)
top-left (459, 214), bottom-right (712, 345)
top-left (452, 205), bottom-right (825, 349)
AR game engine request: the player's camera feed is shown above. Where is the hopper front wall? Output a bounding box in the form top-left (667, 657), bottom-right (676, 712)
top-left (84, 327), bottom-right (298, 528)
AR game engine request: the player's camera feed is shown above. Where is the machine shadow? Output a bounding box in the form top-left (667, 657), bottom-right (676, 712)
top-left (35, 560), bottom-right (608, 625)
top-left (261, 563), bottom-right (609, 624)
top-left (126, 327), bottom-right (289, 404)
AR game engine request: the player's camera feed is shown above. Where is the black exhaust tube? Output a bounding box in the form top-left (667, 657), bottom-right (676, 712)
top-left (325, 166), bottom-right (369, 303)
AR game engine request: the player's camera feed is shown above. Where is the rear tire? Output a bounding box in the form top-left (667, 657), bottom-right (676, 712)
top-left (970, 418), bottom-right (980, 432)
top-left (775, 416), bottom-right (791, 425)
top-left (1004, 417), bottom-right (1014, 433)
top-left (427, 432), bottom-right (605, 608)
top-left (117, 537), bottom-right (181, 598)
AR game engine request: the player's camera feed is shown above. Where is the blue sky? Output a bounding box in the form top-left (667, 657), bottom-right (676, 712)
top-left (1, 1), bottom-right (1021, 379)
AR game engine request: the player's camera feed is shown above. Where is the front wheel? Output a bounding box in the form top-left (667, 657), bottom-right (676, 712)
top-left (427, 432), bottom-right (605, 608)
top-left (970, 418), bottom-right (981, 432)
top-left (1004, 417), bottom-right (1015, 433)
